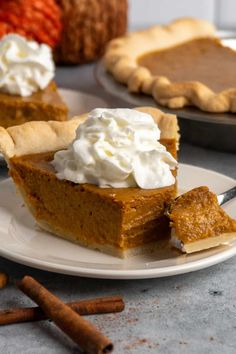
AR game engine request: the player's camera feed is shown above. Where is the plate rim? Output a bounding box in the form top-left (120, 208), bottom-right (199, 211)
top-left (58, 87), bottom-right (108, 106)
top-left (0, 163), bottom-right (235, 279)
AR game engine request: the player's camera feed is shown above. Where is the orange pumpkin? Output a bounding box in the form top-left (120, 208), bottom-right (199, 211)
top-left (55, 0), bottom-right (128, 64)
top-left (0, 0), bottom-right (62, 48)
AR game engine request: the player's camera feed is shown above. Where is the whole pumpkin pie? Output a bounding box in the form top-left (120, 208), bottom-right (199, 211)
top-left (168, 186), bottom-right (236, 253)
top-left (0, 107), bottom-right (179, 258)
top-left (104, 18), bottom-right (236, 113)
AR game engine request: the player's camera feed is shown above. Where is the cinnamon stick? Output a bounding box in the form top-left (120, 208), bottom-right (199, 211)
top-left (0, 296), bottom-right (124, 326)
top-left (18, 276), bottom-right (113, 354)
top-left (0, 272), bottom-right (8, 289)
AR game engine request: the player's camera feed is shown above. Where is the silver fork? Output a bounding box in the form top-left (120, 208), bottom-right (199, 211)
top-left (217, 186), bottom-right (236, 205)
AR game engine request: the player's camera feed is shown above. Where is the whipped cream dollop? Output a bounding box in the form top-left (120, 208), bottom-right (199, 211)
top-left (52, 108), bottom-right (178, 189)
top-left (0, 34), bottom-right (55, 96)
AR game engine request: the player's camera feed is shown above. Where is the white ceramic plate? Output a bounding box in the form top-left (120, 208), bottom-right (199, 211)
top-left (0, 164), bottom-right (235, 279)
top-left (59, 88), bottom-right (108, 118)
top-left (0, 88), bottom-right (109, 163)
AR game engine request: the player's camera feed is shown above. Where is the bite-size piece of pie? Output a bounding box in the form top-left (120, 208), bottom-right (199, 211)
top-left (0, 107), bottom-right (179, 258)
top-left (104, 18), bottom-right (236, 113)
top-left (168, 186), bottom-right (236, 253)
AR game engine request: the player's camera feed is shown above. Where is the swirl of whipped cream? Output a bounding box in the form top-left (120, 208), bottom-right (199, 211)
top-left (0, 34), bottom-right (55, 96)
top-left (52, 108), bottom-right (178, 189)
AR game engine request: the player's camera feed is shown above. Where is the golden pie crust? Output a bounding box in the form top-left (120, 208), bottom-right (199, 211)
top-left (104, 18), bottom-right (236, 113)
top-left (0, 107), bottom-right (178, 160)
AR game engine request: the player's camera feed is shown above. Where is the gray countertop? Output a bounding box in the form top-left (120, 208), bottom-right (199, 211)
top-left (0, 64), bottom-right (236, 354)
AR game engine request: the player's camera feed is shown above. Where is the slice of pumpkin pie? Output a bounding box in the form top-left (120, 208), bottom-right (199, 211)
top-left (0, 107), bottom-right (179, 258)
top-left (168, 186), bottom-right (236, 253)
top-left (0, 34), bottom-right (68, 128)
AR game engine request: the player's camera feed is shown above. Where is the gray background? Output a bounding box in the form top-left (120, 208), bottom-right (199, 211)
top-left (0, 63), bottom-right (235, 353)
top-left (129, 0), bottom-right (236, 29)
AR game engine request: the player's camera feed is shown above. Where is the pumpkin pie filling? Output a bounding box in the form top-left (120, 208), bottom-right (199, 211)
top-left (10, 137), bottom-right (177, 253)
top-left (138, 38), bottom-right (236, 93)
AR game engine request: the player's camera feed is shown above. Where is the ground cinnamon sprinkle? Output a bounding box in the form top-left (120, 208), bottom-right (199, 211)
top-left (124, 338), bottom-right (147, 351)
top-left (126, 317), bottom-right (139, 324)
top-left (124, 337), bottom-right (159, 352)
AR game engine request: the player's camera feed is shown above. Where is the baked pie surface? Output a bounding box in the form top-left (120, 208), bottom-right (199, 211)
top-left (104, 18), bottom-right (236, 113)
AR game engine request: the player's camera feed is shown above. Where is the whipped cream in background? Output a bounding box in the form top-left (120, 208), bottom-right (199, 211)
top-left (0, 34), bottom-right (55, 96)
top-left (52, 108), bottom-right (178, 189)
